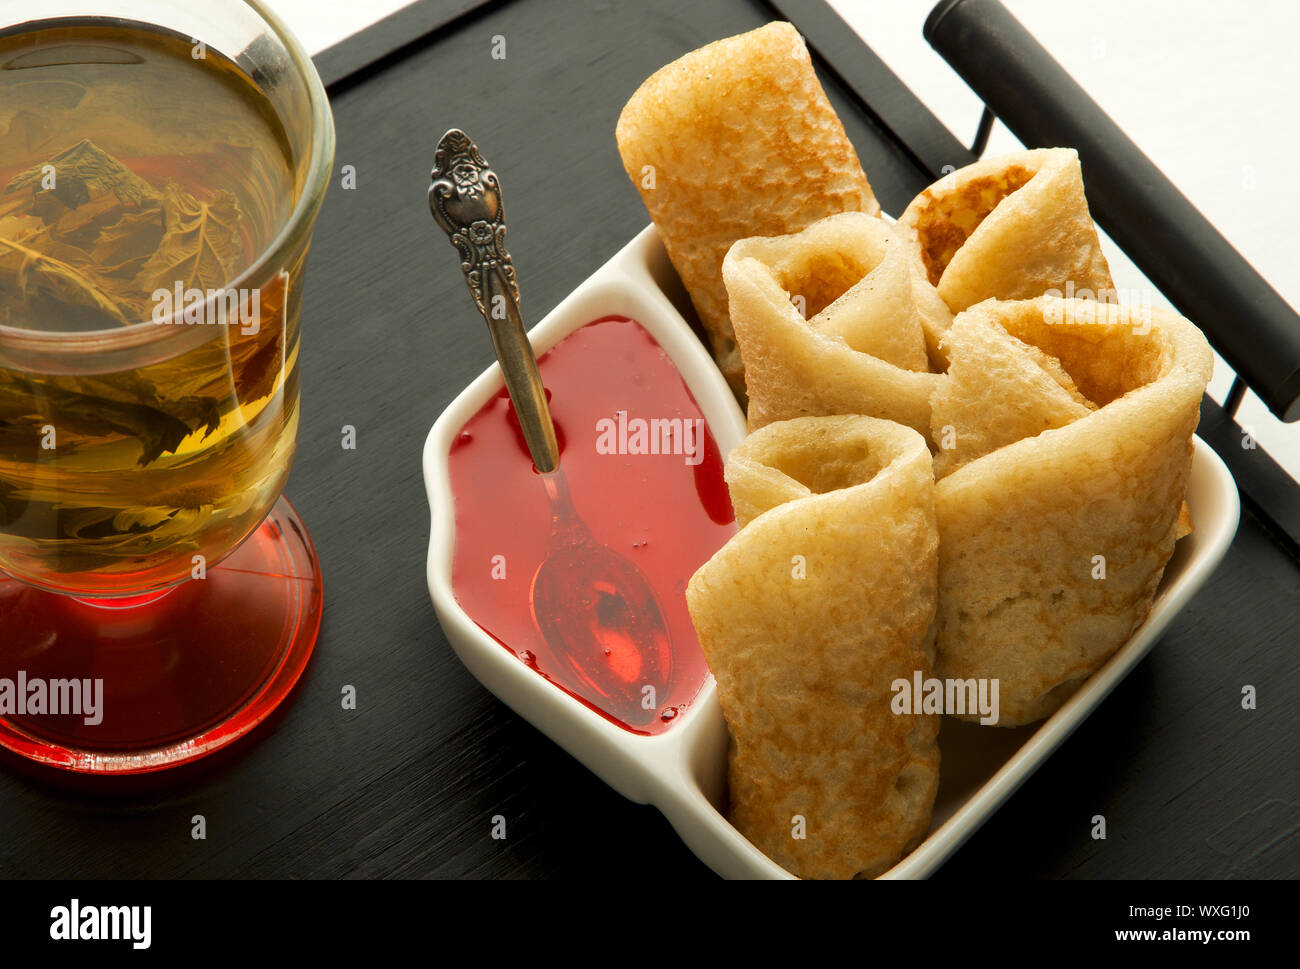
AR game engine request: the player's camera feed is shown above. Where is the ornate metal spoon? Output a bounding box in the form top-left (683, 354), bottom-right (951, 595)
top-left (429, 130), bottom-right (672, 726)
top-left (429, 128), bottom-right (559, 472)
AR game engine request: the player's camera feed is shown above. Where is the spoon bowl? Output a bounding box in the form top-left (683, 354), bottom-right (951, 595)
top-left (528, 466), bottom-right (674, 728)
top-left (529, 513), bottom-right (674, 729)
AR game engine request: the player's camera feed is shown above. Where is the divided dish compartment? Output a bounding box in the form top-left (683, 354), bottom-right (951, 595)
top-left (424, 225), bottom-right (1241, 880)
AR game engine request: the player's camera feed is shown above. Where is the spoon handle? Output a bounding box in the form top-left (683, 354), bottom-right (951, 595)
top-left (429, 129), bottom-right (560, 472)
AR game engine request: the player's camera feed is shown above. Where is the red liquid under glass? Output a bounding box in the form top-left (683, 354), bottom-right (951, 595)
top-left (0, 496), bottom-right (322, 772)
top-left (448, 316), bottom-right (735, 735)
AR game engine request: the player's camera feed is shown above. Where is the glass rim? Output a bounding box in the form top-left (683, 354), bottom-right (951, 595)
top-left (0, 0), bottom-right (335, 358)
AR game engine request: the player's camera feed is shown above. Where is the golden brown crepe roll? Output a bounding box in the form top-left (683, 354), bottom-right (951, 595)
top-left (932, 296), bottom-right (1212, 726)
top-left (930, 304), bottom-right (1095, 478)
top-left (897, 148), bottom-right (1115, 314)
top-left (686, 416), bottom-right (940, 879)
top-left (909, 258), bottom-right (957, 369)
top-left (616, 22), bottom-right (879, 396)
top-left (721, 212), bottom-right (941, 439)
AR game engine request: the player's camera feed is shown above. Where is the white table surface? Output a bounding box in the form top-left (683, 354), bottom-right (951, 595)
top-left (264, 0), bottom-right (1300, 482)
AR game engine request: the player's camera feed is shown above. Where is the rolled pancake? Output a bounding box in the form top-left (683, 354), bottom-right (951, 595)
top-left (933, 296), bottom-right (1213, 726)
top-left (722, 212), bottom-right (941, 439)
top-left (897, 148), bottom-right (1114, 314)
top-left (909, 258), bottom-right (957, 369)
top-left (931, 303), bottom-right (1095, 478)
top-left (686, 416), bottom-right (940, 879)
top-left (616, 22), bottom-right (879, 397)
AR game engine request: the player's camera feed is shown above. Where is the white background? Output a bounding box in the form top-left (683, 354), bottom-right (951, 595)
top-left (264, 0), bottom-right (1300, 481)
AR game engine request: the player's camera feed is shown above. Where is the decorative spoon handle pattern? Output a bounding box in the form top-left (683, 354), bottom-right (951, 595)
top-left (430, 128), bottom-right (560, 472)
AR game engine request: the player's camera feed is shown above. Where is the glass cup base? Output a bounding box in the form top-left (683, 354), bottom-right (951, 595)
top-left (0, 496), bottom-right (322, 774)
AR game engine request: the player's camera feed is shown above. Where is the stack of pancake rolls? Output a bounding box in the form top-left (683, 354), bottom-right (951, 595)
top-left (617, 22), bottom-right (1212, 879)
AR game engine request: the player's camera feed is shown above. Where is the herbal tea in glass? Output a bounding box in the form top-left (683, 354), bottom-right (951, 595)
top-left (0, 3), bottom-right (334, 772)
top-left (0, 22), bottom-right (301, 595)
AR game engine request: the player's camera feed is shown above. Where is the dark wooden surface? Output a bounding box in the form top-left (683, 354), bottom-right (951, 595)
top-left (0, 0), bottom-right (1295, 880)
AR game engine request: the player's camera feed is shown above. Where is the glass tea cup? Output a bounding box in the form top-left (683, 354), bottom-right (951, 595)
top-left (0, 0), bottom-right (334, 772)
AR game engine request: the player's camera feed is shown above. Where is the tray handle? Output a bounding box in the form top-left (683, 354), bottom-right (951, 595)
top-left (925, 0), bottom-right (1300, 422)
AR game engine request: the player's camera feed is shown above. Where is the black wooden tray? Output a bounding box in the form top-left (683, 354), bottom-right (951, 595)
top-left (0, 0), bottom-right (1294, 880)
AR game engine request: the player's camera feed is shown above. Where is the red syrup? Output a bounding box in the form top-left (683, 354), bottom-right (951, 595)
top-left (448, 316), bottom-right (735, 735)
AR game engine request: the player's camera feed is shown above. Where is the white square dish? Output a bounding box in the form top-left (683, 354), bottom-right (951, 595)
top-left (423, 225), bottom-right (1241, 879)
